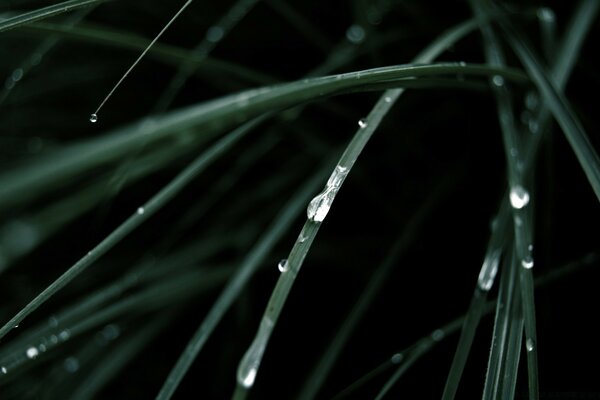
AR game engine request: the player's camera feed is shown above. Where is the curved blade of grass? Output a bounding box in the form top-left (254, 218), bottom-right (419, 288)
top-left (492, 4), bottom-right (600, 202)
top-left (155, 157), bottom-right (330, 400)
top-left (332, 252), bottom-right (598, 399)
top-left (0, 116), bottom-right (267, 342)
top-left (0, 61), bottom-right (526, 213)
top-left (297, 17), bottom-right (482, 400)
top-left (231, 19), bottom-right (493, 398)
top-left (0, 0), bottom-right (107, 33)
top-left (298, 170), bottom-right (455, 400)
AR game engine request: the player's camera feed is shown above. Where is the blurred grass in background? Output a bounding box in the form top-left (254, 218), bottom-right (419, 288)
top-left (0, 0), bottom-right (599, 398)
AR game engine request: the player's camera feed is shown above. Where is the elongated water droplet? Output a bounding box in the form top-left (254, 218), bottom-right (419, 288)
top-left (1, 366), bottom-right (6, 374)
top-left (521, 256), bottom-right (534, 269)
top-left (12, 68), bottom-right (24, 82)
top-left (509, 185), bottom-right (530, 209)
top-left (278, 259), bottom-right (289, 272)
top-left (478, 249), bottom-right (501, 291)
top-left (358, 118), bottom-right (368, 128)
top-left (89, 113), bottom-right (98, 123)
top-left (26, 347), bottom-right (39, 359)
top-left (526, 338), bottom-right (535, 351)
top-left (307, 166), bottom-right (349, 222)
top-left (528, 244), bottom-right (533, 251)
top-left (237, 318), bottom-right (273, 389)
top-left (137, 207), bottom-right (145, 215)
top-left (431, 329), bottom-right (445, 341)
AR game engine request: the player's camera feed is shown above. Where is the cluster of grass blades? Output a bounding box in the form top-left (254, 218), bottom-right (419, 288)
top-left (0, 0), bottom-right (598, 398)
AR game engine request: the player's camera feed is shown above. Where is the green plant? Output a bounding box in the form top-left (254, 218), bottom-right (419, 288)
top-left (0, 0), bottom-right (598, 398)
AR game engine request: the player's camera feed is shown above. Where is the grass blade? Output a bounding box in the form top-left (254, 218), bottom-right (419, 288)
top-left (0, 0), bottom-right (107, 33)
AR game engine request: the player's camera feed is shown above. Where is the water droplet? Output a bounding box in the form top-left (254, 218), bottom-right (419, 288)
top-left (528, 119), bottom-right (539, 133)
top-left (509, 185), bottom-right (530, 209)
top-left (492, 75), bottom-right (505, 87)
top-left (11, 68), bottom-right (23, 82)
top-left (391, 353), bottom-right (403, 364)
top-left (528, 244), bottom-right (533, 251)
top-left (26, 347), bottom-right (39, 359)
top-left (526, 338), bottom-right (535, 351)
top-left (50, 335), bottom-right (58, 344)
top-left (206, 26), bottom-right (224, 43)
top-left (1, 366), bottom-right (7, 374)
top-left (89, 113), bottom-right (98, 123)
top-left (101, 324), bottom-right (120, 341)
top-left (521, 256), bottom-right (534, 269)
top-left (38, 344), bottom-right (47, 352)
top-left (59, 330), bottom-right (70, 341)
top-left (346, 24), bottom-right (366, 44)
top-left (458, 61), bottom-right (467, 67)
top-left (240, 366), bottom-right (257, 388)
top-left (431, 329), bottom-right (445, 341)
top-left (307, 166), bottom-right (349, 222)
top-left (358, 118), bottom-right (368, 128)
top-left (277, 259), bottom-right (289, 272)
top-left (64, 357), bottom-right (80, 373)
top-left (537, 7), bottom-right (555, 22)
top-left (384, 96), bottom-right (392, 103)
top-left (48, 316), bottom-right (59, 328)
top-left (510, 147), bottom-right (518, 157)
top-left (478, 249), bottom-right (501, 291)
top-left (298, 233), bottom-right (307, 243)
top-left (137, 207), bottom-right (145, 215)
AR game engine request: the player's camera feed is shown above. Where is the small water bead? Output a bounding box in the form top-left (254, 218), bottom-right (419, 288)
top-left (537, 7), bottom-right (555, 22)
top-left (478, 249), bottom-right (501, 291)
top-left (458, 61), bottom-right (467, 67)
top-left (89, 113), bottom-right (98, 123)
top-left (492, 75), bottom-right (505, 87)
top-left (521, 256), bottom-right (534, 269)
top-left (384, 96), bottom-right (392, 103)
top-left (240, 367), bottom-right (257, 388)
top-left (528, 119), bottom-right (539, 134)
top-left (1, 366), bottom-right (6, 374)
top-left (391, 353), bottom-right (403, 364)
top-left (358, 118), bottom-right (368, 128)
top-left (64, 357), bottom-right (80, 373)
top-left (26, 347), bottom-right (39, 359)
top-left (346, 24), bottom-right (366, 44)
top-left (431, 329), bottom-right (445, 341)
top-left (509, 185), bottom-right (530, 209)
top-left (528, 244), bottom-right (534, 251)
top-left (526, 338), bottom-right (535, 352)
top-left (12, 68), bottom-right (24, 82)
top-left (136, 207), bottom-right (145, 215)
top-left (59, 330), bottom-right (70, 341)
top-left (206, 26), bottom-right (225, 43)
top-left (277, 259), bottom-right (289, 273)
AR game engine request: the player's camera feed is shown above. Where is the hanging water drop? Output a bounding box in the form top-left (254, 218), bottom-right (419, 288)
top-left (1, 366), bottom-right (6, 374)
top-left (521, 256), bottom-right (534, 269)
top-left (89, 113), bottom-right (98, 123)
top-left (240, 367), bottom-right (257, 388)
top-left (137, 207), bottom-right (145, 215)
top-left (277, 259), bottom-right (289, 272)
top-left (509, 185), bottom-right (530, 209)
top-left (478, 249), bottom-right (501, 291)
top-left (26, 347), bottom-right (39, 359)
top-left (391, 353), bottom-right (403, 364)
top-left (528, 244), bottom-right (534, 251)
top-left (526, 338), bottom-right (535, 351)
top-left (358, 118), bottom-right (368, 128)
top-left (384, 96), bottom-right (392, 103)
